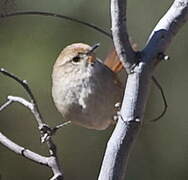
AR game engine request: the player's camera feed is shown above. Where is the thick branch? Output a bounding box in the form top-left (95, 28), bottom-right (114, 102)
top-left (143, 0), bottom-right (188, 62)
top-left (99, 0), bottom-right (188, 180)
top-left (111, 0), bottom-right (136, 73)
top-left (98, 62), bottom-right (152, 180)
top-left (99, 120), bottom-right (140, 179)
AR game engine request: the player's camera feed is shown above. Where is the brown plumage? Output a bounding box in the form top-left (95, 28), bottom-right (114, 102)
top-left (52, 43), bottom-right (124, 130)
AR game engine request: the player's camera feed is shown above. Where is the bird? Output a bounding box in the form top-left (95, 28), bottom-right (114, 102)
top-left (52, 43), bottom-right (124, 130)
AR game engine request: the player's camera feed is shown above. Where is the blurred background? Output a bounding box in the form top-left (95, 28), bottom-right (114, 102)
top-left (0, 0), bottom-right (188, 179)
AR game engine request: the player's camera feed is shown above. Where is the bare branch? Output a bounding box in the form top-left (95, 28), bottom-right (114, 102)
top-left (99, 0), bottom-right (188, 180)
top-left (143, 0), bottom-right (188, 62)
top-left (6, 95), bottom-right (34, 109)
top-left (53, 121), bottom-right (71, 132)
top-left (150, 76), bottom-right (168, 122)
top-left (0, 68), bottom-right (64, 179)
top-left (98, 63), bottom-right (152, 180)
top-left (0, 99), bottom-right (12, 111)
top-left (0, 11), bottom-right (112, 39)
top-left (0, 132), bottom-right (48, 165)
top-left (0, 131), bottom-right (63, 180)
top-left (111, 0), bottom-right (137, 73)
top-left (0, 68), bottom-right (43, 126)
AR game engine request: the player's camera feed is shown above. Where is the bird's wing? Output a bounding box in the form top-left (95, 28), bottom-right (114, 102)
top-left (104, 48), bottom-right (124, 73)
top-left (104, 41), bottom-right (138, 72)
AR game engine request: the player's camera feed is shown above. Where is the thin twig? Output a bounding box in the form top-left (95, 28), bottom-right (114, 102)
top-left (53, 121), bottom-right (71, 132)
top-left (151, 76), bottom-right (168, 122)
top-left (0, 99), bottom-right (12, 111)
top-left (0, 68), bottom-right (43, 126)
top-left (7, 95), bottom-right (34, 109)
top-left (0, 11), bottom-right (112, 39)
top-left (0, 68), bottom-right (35, 102)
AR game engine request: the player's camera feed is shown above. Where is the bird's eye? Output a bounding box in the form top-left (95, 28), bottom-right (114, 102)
top-left (72, 56), bottom-right (81, 63)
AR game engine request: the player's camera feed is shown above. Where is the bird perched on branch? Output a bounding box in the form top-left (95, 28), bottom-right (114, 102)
top-left (52, 43), bottom-right (124, 130)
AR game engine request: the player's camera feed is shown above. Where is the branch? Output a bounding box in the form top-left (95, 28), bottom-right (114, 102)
top-left (0, 130), bottom-right (63, 180)
top-left (0, 132), bottom-right (48, 165)
top-left (0, 68), bottom-right (66, 180)
top-left (143, 0), bottom-right (188, 62)
top-left (0, 10), bottom-right (112, 39)
top-left (111, 0), bottom-right (137, 73)
top-left (0, 68), bottom-right (43, 126)
top-left (98, 0), bottom-right (188, 180)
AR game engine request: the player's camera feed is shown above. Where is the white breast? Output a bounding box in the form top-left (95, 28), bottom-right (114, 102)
top-left (52, 59), bottom-right (122, 130)
top-left (52, 62), bottom-right (95, 111)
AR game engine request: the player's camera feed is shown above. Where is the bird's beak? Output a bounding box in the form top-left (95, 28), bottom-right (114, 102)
top-left (86, 43), bottom-right (100, 64)
top-left (87, 43), bottom-right (100, 55)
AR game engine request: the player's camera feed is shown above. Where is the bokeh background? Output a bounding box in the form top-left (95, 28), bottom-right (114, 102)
top-left (0, 0), bottom-right (188, 179)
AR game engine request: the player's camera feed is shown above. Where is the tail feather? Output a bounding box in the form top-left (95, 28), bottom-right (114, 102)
top-left (104, 48), bottom-right (124, 72)
top-left (104, 41), bottom-right (138, 72)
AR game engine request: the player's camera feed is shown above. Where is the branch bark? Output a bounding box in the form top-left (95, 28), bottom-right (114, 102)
top-left (0, 68), bottom-right (65, 180)
top-left (98, 0), bottom-right (188, 180)
top-left (143, 0), bottom-right (188, 61)
top-left (111, 0), bottom-right (136, 73)
top-left (0, 132), bottom-right (48, 165)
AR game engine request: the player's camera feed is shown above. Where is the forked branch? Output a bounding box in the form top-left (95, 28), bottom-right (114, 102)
top-left (98, 0), bottom-right (188, 180)
top-left (0, 68), bottom-right (69, 180)
top-left (111, 0), bottom-right (137, 73)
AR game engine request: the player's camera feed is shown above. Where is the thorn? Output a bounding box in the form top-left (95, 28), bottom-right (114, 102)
top-left (158, 53), bottom-right (170, 61)
top-left (113, 115), bottom-right (119, 122)
top-left (53, 121), bottom-right (71, 132)
top-left (0, 68), bottom-right (5, 72)
top-left (113, 111), bottom-right (122, 123)
top-left (135, 117), bottom-right (141, 122)
top-left (23, 80), bottom-right (28, 84)
top-left (164, 55), bottom-right (170, 61)
top-left (114, 102), bottom-right (121, 109)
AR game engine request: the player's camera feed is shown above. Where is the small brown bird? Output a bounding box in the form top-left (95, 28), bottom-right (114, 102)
top-left (52, 43), bottom-right (124, 130)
